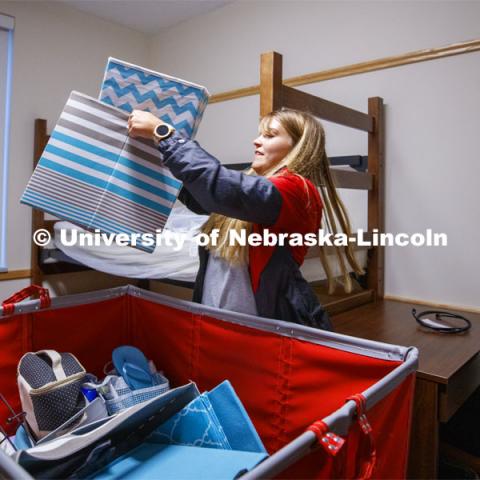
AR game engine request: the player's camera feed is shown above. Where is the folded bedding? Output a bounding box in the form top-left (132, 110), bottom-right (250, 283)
top-left (53, 203), bottom-right (206, 281)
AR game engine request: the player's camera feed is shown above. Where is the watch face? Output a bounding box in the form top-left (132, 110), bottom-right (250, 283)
top-left (156, 124), bottom-right (170, 137)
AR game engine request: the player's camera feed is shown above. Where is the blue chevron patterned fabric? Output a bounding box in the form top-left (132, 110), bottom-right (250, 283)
top-left (21, 91), bottom-right (184, 252)
top-left (100, 58), bottom-right (210, 139)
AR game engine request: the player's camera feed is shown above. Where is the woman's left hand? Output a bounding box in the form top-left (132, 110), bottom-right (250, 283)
top-left (128, 110), bottom-right (164, 139)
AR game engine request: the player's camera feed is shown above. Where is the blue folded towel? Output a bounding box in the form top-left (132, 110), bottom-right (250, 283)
top-left (93, 443), bottom-right (267, 480)
top-left (152, 380), bottom-right (266, 454)
top-left (208, 380), bottom-right (266, 454)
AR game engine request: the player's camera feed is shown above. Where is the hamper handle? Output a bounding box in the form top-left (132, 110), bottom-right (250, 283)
top-left (2, 285), bottom-right (51, 316)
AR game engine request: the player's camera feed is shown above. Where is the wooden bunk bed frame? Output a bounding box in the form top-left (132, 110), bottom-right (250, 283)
top-left (259, 51), bottom-right (384, 314)
top-left (30, 50), bottom-right (384, 316)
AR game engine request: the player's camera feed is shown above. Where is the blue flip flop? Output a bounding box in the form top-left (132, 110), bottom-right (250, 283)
top-left (112, 346), bottom-right (155, 391)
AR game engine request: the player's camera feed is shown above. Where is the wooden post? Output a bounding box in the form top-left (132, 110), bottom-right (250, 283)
top-left (31, 119), bottom-right (47, 286)
top-left (367, 97), bottom-right (385, 299)
top-left (260, 51), bottom-right (283, 117)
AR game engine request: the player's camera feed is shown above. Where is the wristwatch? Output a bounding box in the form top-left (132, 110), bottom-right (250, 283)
top-left (153, 123), bottom-right (175, 145)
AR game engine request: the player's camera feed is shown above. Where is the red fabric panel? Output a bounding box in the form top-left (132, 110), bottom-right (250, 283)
top-left (0, 297), bottom-right (128, 425)
top-left (0, 313), bottom-right (29, 434)
top-left (0, 292), bottom-right (415, 479)
top-left (129, 299), bottom-right (415, 478)
top-left (363, 373), bottom-right (415, 478)
top-left (277, 375), bottom-right (415, 479)
top-left (194, 316), bottom-right (287, 447)
top-left (30, 298), bottom-right (128, 378)
top-left (282, 338), bottom-right (402, 449)
top-left (129, 298), bottom-right (287, 444)
top-left (129, 298), bottom-right (197, 387)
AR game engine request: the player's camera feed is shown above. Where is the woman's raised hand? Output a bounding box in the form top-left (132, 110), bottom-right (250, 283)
top-left (128, 110), bottom-right (164, 139)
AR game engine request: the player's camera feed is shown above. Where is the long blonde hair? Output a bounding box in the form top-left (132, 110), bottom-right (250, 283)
top-left (201, 108), bottom-right (363, 293)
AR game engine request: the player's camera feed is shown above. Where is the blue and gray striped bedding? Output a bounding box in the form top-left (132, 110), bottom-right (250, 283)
top-left (21, 60), bottom-right (210, 252)
top-left (22, 92), bottom-right (181, 252)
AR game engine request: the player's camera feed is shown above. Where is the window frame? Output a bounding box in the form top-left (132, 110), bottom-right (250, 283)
top-left (0, 13), bottom-right (14, 272)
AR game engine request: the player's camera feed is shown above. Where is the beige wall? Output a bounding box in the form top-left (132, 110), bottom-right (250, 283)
top-left (148, 0), bottom-right (480, 310)
top-left (0, 1), bottom-right (149, 299)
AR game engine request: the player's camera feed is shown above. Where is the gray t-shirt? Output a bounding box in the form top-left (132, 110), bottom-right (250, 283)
top-left (201, 252), bottom-right (258, 316)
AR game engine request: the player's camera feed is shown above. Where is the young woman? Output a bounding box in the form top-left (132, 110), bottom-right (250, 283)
top-left (128, 108), bottom-right (363, 331)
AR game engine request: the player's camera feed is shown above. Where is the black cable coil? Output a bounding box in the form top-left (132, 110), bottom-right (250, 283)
top-left (412, 308), bottom-right (472, 334)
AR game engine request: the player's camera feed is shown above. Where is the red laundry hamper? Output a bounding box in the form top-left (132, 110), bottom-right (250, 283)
top-left (0, 285), bottom-right (417, 479)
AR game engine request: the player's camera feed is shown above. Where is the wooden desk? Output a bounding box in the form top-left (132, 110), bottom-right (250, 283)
top-left (332, 299), bottom-right (480, 479)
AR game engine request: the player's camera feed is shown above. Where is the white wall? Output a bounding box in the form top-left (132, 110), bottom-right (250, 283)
top-left (149, 0), bottom-right (480, 310)
top-left (1, 1), bottom-right (478, 310)
top-left (0, 1), bottom-right (149, 300)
